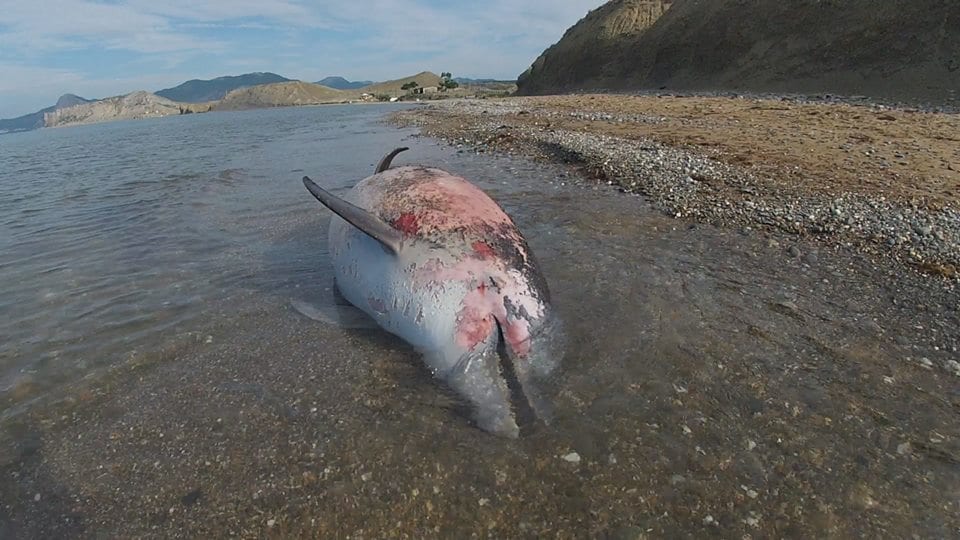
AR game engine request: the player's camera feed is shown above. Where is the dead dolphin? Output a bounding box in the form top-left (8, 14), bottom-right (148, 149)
top-left (301, 147), bottom-right (564, 437)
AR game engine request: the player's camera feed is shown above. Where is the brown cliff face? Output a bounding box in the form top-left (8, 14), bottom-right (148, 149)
top-left (517, 0), bottom-right (960, 105)
top-left (517, 0), bottom-right (672, 95)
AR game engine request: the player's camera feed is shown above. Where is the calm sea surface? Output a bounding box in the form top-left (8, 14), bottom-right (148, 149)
top-left (0, 104), bottom-right (414, 412)
top-left (0, 105), bottom-right (956, 537)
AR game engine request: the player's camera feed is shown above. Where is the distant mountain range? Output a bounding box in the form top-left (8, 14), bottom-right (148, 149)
top-left (0, 71), bottom-right (510, 132)
top-left (215, 72), bottom-right (443, 110)
top-left (155, 72), bottom-right (291, 102)
top-left (0, 94), bottom-right (91, 133)
top-left (315, 76), bottom-right (374, 90)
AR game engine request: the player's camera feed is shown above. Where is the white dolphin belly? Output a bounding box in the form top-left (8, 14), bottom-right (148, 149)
top-left (329, 216), bottom-right (469, 369)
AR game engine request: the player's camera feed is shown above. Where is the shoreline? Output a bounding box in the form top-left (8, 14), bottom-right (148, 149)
top-left (389, 95), bottom-right (960, 282)
top-left (3, 104), bottom-right (959, 538)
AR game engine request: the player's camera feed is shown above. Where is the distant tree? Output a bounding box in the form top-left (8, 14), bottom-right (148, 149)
top-left (401, 81), bottom-right (419, 91)
top-left (438, 72), bottom-right (459, 90)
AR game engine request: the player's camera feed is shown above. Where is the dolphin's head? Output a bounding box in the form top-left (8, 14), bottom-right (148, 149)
top-left (441, 257), bottom-right (564, 437)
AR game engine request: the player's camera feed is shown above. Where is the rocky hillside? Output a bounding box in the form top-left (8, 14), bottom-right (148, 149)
top-left (358, 72), bottom-right (442, 96)
top-left (43, 91), bottom-right (206, 128)
top-left (156, 72), bottom-right (290, 102)
top-left (213, 81), bottom-right (347, 110)
top-left (0, 94), bottom-right (92, 133)
top-left (518, 0), bottom-right (671, 95)
top-left (2, 71), bottom-right (456, 131)
top-left (517, 0), bottom-right (960, 105)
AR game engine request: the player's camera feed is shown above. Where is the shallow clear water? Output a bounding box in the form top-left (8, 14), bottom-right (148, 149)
top-left (1, 105), bottom-right (957, 538)
top-left (0, 105), bottom-right (414, 413)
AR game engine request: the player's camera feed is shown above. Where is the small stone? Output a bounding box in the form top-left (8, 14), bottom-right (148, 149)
top-left (747, 440), bottom-right (757, 451)
top-left (608, 453), bottom-right (617, 465)
top-left (562, 452), bottom-right (581, 464)
top-left (478, 498), bottom-right (489, 507)
top-left (702, 515), bottom-right (715, 526)
top-left (945, 360), bottom-right (960, 376)
top-left (670, 474), bottom-right (685, 485)
top-left (776, 300), bottom-right (799, 313)
top-left (919, 357), bottom-right (934, 369)
top-left (361, 472), bottom-right (372, 482)
top-left (267, 519), bottom-right (276, 528)
top-left (746, 489), bottom-right (759, 499)
top-left (33, 493), bottom-right (40, 502)
top-left (788, 246), bottom-right (801, 258)
top-left (682, 425), bottom-right (692, 435)
top-left (897, 442), bottom-right (912, 455)
top-left (180, 489), bottom-right (202, 506)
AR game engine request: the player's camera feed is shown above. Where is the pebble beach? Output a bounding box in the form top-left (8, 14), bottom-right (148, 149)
top-left (391, 94), bottom-right (960, 281)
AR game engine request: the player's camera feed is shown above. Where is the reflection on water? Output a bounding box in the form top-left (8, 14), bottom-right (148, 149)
top-left (0, 105), bottom-right (412, 415)
top-left (1, 105), bottom-right (958, 537)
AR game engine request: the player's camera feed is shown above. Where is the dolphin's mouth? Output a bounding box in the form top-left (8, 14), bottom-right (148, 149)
top-left (494, 321), bottom-right (542, 432)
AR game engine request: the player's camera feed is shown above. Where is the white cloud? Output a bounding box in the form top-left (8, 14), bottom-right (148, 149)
top-left (131, 0), bottom-right (325, 27)
top-left (0, 0), bottom-right (608, 117)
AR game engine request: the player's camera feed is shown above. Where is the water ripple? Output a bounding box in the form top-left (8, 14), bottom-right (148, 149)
top-left (0, 104), bottom-right (415, 407)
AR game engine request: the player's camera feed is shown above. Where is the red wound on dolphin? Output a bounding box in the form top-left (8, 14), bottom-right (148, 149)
top-left (472, 241), bottom-right (495, 259)
top-left (456, 309), bottom-right (494, 351)
top-left (392, 212), bottom-right (420, 235)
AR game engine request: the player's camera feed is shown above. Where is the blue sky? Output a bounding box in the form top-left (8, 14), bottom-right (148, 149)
top-left (0, 0), bottom-right (606, 118)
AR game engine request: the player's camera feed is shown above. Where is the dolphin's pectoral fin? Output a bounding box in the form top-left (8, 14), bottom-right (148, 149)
top-left (290, 299), bottom-right (379, 329)
top-left (431, 341), bottom-right (519, 438)
top-left (302, 176), bottom-right (403, 255)
top-left (375, 147), bottom-right (409, 173)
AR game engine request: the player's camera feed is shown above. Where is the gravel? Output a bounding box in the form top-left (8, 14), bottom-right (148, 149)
top-left (392, 99), bottom-right (960, 282)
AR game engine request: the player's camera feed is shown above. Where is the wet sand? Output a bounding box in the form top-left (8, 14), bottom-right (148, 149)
top-left (2, 110), bottom-right (959, 538)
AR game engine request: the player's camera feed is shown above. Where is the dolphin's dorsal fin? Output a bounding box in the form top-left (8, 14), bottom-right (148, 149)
top-left (375, 147), bottom-right (409, 173)
top-left (302, 176), bottom-right (403, 255)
